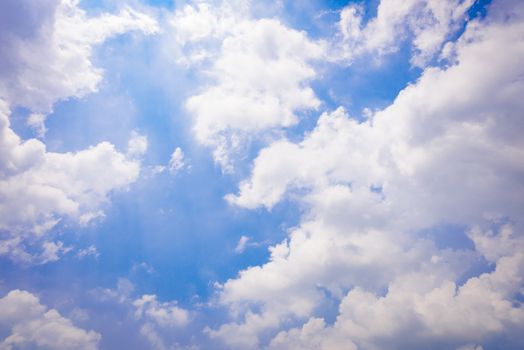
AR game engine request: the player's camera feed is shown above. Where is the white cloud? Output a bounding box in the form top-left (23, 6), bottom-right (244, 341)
top-left (26, 113), bottom-right (48, 138)
top-left (169, 0), bottom-right (250, 65)
top-left (234, 235), bottom-right (250, 254)
top-left (0, 289), bottom-right (100, 350)
top-left (127, 131), bottom-right (149, 158)
top-left (0, 0), bottom-right (159, 263)
top-left (76, 245), bottom-right (100, 260)
top-left (39, 241), bottom-right (73, 264)
top-left (229, 2), bottom-right (524, 227)
top-left (0, 0), bottom-right (159, 114)
top-left (170, 1), bottom-right (247, 46)
top-left (171, 1), bottom-right (324, 170)
top-left (139, 322), bottom-right (170, 350)
top-left (211, 1), bottom-right (524, 348)
top-left (133, 296), bottom-right (190, 348)
top-left (336, 0), bottom-right (475, 67)
top-left (93, 279), bottom-right (190, 349)
top-left (0, 100), bottom-right (142, 263)
top-left (169, 147), bottom-right (185, 175)
top-left (270, 226), bottom-right (524, 350)
top-left (133, 294), bottom-right (190, 328)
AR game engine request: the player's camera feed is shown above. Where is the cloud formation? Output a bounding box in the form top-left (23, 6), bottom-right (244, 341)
top-left (336, 0), bottom-right (474, 66)
top-left (0, 100), bottom-right (143, 262)
top-left (1, 0), bottom-right (524, 349)
top-left (93, 278), bottom-right (190, 350)
top-left (212, 1), bottom-right (524, 348)
top-left (0, 289), bottom-right (100, 349)
top-left (0, 0), bottom-right (158, 263)
top-left (0, 0), bottom-right (158, 114)
top-left (172, 1), bottom-right (324, 170)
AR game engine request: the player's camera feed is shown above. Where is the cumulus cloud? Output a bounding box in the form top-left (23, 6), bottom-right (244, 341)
top-left (211, 1), bottom-right (524, 348)
top-left (133, 294), bottom-right (190, 329)
top-left (171, 1), bottom-right (324, 170)
top-left (0, 289), bottom-right (100, 349)
top-left (134, 298), bottom-right (189, 350)
top-left (93, 279), bottom-right (190, 349)
top-left (0, 100), bottom-right (142, 263)
top-left (0, 0), bottom-right (158, 114)
top-left (0, 0), bottom-right (159, 263)
top-left (229, 1), bottom-right (524, 227)
top-left (336, 0), bottom-right (474, 66)
top-left (270, 226), bottom-right (524, 350)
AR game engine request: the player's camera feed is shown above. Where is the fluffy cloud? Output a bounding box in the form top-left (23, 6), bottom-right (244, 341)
top-left (211, 1), bottom-right (524, 348)
top-left (133, 294), bottom-right (190, 329)
top-left (171, 1), bottom-right (324, 170)
top-left (127, 131), bottom-right (149, 159)
top-left (336, 0), bottom-right (474, 66)
top-left (169, 147), bottom-right (186, 175)
top-left (0, 289), bottom-right (101, 349)
top-left (132, 295), bottom-right (190, 350)
top-left (93, 279), bottom-right (190, 349)
top-left (0, 100), bottom-right (143, 263)
top-left (229, 0), bottom-right (524, 227)
top-left (0, 0), bottom-right (157, 263)
top-left (0, 0), bottom-right (158, 114)
top-left (170, 0), bottom-right (249, 50)
top-left (270, 226), bottom-right (524, 350)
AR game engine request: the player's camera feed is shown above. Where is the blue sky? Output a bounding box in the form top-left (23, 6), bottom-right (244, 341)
top-left (1, 0), bottom-right (524, 349)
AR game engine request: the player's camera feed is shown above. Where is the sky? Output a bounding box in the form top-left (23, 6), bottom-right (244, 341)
top-left (0, 0), bottom-right (523, 349)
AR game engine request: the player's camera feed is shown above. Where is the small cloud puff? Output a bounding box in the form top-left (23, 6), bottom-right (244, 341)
top-left (234, 235), bottom-right (251, 254)
top-left (169, 147), bottom-right (186, 175)
top-left (127, 131), bottom-right (148, 159)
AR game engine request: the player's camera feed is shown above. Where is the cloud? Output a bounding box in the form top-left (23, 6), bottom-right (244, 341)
top-left (0, 289), bottom-right (101, 350)
top-left (171, 1), bottom-right (324, 170)
top-left (228, 1), bottom-right (524, 227)
top-left (26, 113), bottom-right (48, 138)
top-left (336, 0), bottom-right (474, 67)
top-left (133, 294), bottom-right (190, 329)
top-left (0, 0), bottom-right (159, 263)
top-left (169, 0), bottom-right (250, 65)
top-left (93, 278), bottom-right (190, 349)
top-left (127, 131), bottom-right (149, 159)
top-left (210, 1), bottom-right (524, 348)
top-left (0, 0), bottom-right (159, 114)
top-left (0, 100), bottom-right (142, 263)
top-left (234, 235), bottom-right (250, 254)
top-left (169, 147), bottom-right (186, 175)
top-left (270, 226), bottom-right (524, 350)
top-left (76, 245), bottom-right (100, 260)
